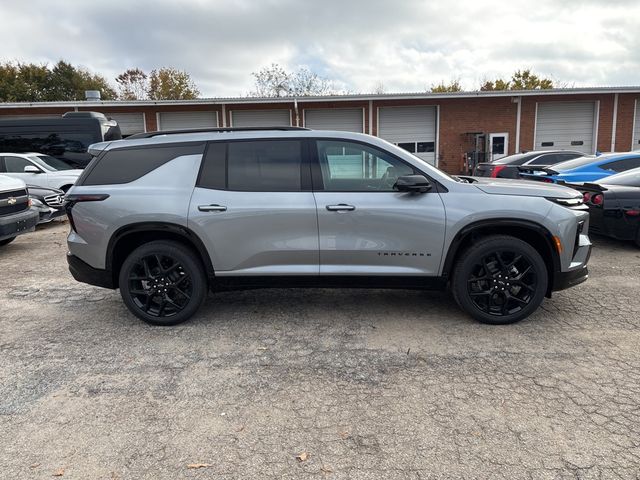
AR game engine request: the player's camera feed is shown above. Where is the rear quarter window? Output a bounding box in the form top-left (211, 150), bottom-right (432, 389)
top-left (80, 143), bottom-right (204, 186)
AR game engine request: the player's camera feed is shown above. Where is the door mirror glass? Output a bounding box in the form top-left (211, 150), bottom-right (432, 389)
top-left (24, 165), bottom-right (42, 174)
top-left (394, 175), bottom-right (432, 193)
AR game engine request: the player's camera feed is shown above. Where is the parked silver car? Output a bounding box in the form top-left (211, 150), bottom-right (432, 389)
top-left (0, 153), bottom-right (82, 192)
top-left (65, 127), bottom-right (592, 326)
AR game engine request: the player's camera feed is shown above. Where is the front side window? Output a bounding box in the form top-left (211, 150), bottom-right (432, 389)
top-left (316, 140), bottom-right (414, 191)
top-left (3, 156), bottom-right (33, 173)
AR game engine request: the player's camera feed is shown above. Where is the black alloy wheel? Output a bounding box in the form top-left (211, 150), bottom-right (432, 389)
top-left (467, 250), bottom-right (536, 317)
top-left (119, 240), bottom-right (207, 325)
top-left (452, 235), bottom-right (548, 325)
top-left (128, 253), bottom-right (193, 318)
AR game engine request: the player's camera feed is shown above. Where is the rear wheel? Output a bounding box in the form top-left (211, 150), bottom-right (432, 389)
top-left (452, 235), bottom-right (548, 325)
top-left (119, 240), bottom-right (207, 326)
top-left (0, 236), bottom-right (16, 246)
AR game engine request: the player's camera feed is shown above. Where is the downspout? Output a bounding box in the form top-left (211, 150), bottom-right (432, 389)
top-left (515, 96), bottom-right (521, 153)
top-left (611, 93), bottom-right (618, 152)
top-left (294, 98), bottom-right (300, 127)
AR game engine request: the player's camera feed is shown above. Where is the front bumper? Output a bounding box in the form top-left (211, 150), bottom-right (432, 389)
top-left (553, 264), bottom-right (589, 291)
top-left (36, 206), bottom-right (66, 224)
top-left (67, 253), bottom-right (115, 289)
top-left (0, 208), bottom-right (39, 241)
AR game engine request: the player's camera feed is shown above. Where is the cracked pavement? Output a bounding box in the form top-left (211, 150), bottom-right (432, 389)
top-left (1, 220), bottom-right (639, 479)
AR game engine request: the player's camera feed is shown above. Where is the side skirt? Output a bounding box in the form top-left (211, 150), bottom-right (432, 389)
top-left (210, 275), bottom-right (448, 292)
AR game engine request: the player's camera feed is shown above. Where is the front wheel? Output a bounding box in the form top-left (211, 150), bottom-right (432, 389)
top-left (451, 235), bottom-right (548, 325)
top-left (119, 240), bottom-right (207, 326)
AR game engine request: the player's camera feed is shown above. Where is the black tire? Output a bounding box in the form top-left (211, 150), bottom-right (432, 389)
top-left (451, 235), bottom-right (548, 325)
top-left (118, 240), bottom-right (207, 326)
top-left (0, 236), bottom-right (16, 246)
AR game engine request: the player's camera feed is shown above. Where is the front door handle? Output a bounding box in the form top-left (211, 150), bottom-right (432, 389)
top-left (326, 204), bottom-right (356, 212)
top-left (198, 204), bottom-right (227, 212)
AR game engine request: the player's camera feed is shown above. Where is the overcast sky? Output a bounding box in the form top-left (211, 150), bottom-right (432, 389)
top-left (0, 0), bottom-right (638, 98)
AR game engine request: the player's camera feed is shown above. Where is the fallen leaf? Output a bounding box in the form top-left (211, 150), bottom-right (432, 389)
top-left (321, 465), bottom-right (333, 473)
top-left (187, 463), bottom-right (212, 469)
top-left (296, 451), bottom-right (309, 462)
top-left (53, 467), bottom-right (65, 477)
top-left (236, 424), bottom-right (246, 432)
top-left (30, 463), bottom-right (41, 469)
top-left (339, 431), bottom-right (350, 439)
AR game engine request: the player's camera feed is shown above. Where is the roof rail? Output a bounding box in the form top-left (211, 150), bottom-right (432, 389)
top-left (126, 126), bottom-right (310, 140)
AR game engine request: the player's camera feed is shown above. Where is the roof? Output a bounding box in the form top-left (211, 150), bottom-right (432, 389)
top-left (1, 86), bottom-right (639, 109)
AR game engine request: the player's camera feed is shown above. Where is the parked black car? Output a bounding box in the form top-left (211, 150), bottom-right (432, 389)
top-left (27, 185), bottom-right (66, 224)
top-left (563, 167), bottom-right (640, 247)
top-left (474, 150), bottom-right (584, 178)
top-left (0, 112), bottom-right (121, 169)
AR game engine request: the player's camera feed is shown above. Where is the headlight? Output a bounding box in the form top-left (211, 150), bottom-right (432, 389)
top-left (546, 196), bottom-right (584, 207)
top-left (30, 198), bottom-right (44, 207)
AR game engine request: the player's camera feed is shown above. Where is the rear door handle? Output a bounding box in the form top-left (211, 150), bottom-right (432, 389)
top-left (326, 204), bottom-right (356, 212)
top-left (198, 204), bottom-right (227, 212)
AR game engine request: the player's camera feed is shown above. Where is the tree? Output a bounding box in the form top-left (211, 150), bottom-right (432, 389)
top-left (148, 67), bottom-right (200, 100)
top-left (431, 79), bottom-right (462, 93)
top-left (480, 69), bottom-right (553, 91)
top-left (249, 63), bottom-right (338, 97)
top-left (0, 60), bottom-right (116, 102)
top-left (115, 68), bottom-right (148, 100)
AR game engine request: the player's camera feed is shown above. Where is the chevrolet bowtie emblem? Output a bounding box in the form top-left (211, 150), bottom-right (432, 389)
top-left (7, 197), bottom-right (17, 205)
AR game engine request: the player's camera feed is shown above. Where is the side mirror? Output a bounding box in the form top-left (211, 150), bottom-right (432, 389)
top-left (24, 165), bottom-right (42, 174)
top-left (394, 175), bottom-right (432, 193)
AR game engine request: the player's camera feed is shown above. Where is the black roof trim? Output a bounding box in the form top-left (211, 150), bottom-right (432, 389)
top-left (126, 126), bottom-right (310, 140)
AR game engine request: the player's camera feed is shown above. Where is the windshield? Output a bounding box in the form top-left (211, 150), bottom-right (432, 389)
top-left (599, 167), bottom-right (640, 187)
top-left (552, 155), bottom-right (598, 172)
top-left (29, 154), bottom-right (74, 171)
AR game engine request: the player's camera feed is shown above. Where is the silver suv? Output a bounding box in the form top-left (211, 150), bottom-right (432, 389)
top-left (65, 127), bottom-right (592, 326)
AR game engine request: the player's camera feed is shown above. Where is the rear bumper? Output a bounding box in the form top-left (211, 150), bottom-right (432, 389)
top-left (67, 253), bottom-right (114, 289)
top-left (0, 208), bottom-right (39, 241)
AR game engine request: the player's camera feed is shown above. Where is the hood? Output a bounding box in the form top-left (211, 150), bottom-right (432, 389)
top-left (27, 184), bottom-right (64, 197)
top-left (470, 177), bottom-right (581, 199)
top-left (0, 174), bottom-right (27, 191)
top-left (47, 169), bottom-right (83, 177)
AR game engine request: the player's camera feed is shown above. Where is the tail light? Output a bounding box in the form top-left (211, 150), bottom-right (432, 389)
top-left (64, 193), bottom-right (110, 232)
top-left (490, 166), bottom-right (506, 178)
top-left (625, 209), bottom-right (640, 216)
top-left (541, 177), bottom-right (554, 183)
top-left (583, 192), bottom-right (591, 203)
top-left (591, 194), bottom-right (604, 206)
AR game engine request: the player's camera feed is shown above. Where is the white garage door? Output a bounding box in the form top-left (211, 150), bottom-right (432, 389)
top-left (104, 113), bottom-right (145, 136)
top-left (378, 106), bottom-right (437, 165)
top-left (535, 102), bottom-right (596, 154)
top-left (158, 111), bottom-right (218, 130)
top-left (304, 108), bottom-right (363, 132)
top-left (633, 99), bottom-right (640, 151)
top-left (231, 109), bottom-right (291, 127)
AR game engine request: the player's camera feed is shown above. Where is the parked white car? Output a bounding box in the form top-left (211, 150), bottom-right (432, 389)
top-left (0, 153), bottom-right (82, 192)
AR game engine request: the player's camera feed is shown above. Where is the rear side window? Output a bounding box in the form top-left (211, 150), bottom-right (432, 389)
top-left (528, 154), bottom-right (557, 165)
top-left (601, 157), bottom-right (640, 173)
top-left (81, 143), bottom-right (204, 186)
top-left (198, 140), bottom-right (305, 191)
